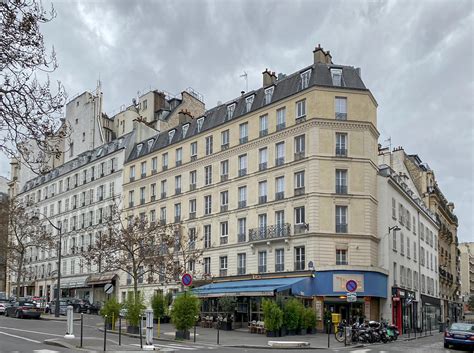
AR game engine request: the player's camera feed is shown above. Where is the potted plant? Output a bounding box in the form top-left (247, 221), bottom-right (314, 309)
top-left (151, 292), bottom-right (166, 324)
top-left (218, 296), bottom-right (236, 331)
top-left (125, 293), bottom-right (145, 334)
top-left (262, 299), bottom-right (283, 337)
top-left (284, 299), bottom-right (302, 335)
top-left (303, 307), bottom-right (317, 334)
top-left (170, 293), bottom-right (200, 340)
top-left (100, 297), bottom-right (121, 330)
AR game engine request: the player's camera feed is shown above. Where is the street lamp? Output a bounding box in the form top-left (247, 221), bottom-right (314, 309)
top-left (31, 213), bottom-right (62, 317)
top-left (388, 225), bottom-right (401, 233)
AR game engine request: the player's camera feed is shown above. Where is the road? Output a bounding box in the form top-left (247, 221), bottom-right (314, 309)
top-left (0, 314), bottom-right (470, 353)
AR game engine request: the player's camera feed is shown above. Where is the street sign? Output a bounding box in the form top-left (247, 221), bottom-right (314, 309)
top-left (346, 279), bottom-right (358, 292)
top-left (181, 273), bottom-right (193, 287)
top-left (104, 283), bottom-right (114, 294)
top-left (347, 292), bottom-right (357, 302)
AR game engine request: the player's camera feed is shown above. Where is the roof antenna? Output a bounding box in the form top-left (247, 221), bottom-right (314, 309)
top-left (240, 71), bottom-right (248, 92)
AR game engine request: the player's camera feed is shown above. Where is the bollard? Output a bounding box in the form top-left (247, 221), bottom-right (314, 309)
top-left (327, 320), bottom-right (330, 348)
top-left (118, 316), bottom-right (122, 346)
top-left (104, 314), bottom-right (107, 351)
top-left (194, 322), bottom-right (197, 343)
top-left (80, 313), bottom-right (84, 348)
top-left (429, 319), bottom-right (431, 335)
top-left (139, 313), bottom-right (143, 349)
top-left (217, 320), bottom-right (220, 345)
top-left (157, 317), bottom-right (161, 338)
top-left (143, 309), bottom-right (154, 350)
top-left (64, 305), bottom-right (75, 339)
top-left (344, 325), bottom-right (347, 346)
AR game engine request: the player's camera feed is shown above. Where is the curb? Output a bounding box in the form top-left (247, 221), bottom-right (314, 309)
top-left (43, 338), bottom-right (79, 349)
top-left (222, 345), bottom-right (325, 350)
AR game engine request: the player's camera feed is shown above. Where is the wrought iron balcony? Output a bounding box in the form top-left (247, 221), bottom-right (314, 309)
top-left (258, 265), bottom-right (267, 273)
top-left (220, 205), bottom-right (228, 212)
top-left (237, 267), bottom-right (246, 275)
top-left (275, 191), bottom-right (285, 200)
top-left (238, 233), bottom-right (246, 243)
top-left (162, 165), bottom-right (168, 171)
top-left (249, 223), bottom-right (291, 242)
top-left (238, 201), bottom-right (247, 209)
top-left (294, 261), bottom-right (305, 271)
top-left (275, 157), bottom-right (285, 166)
top-left (140, 198), bottom-right (145, 205)
top-left (219, 269), bottom-right (228, 277)
top-left (221, 143), bottom-right (229, 151)
top-left (336, 224), bottom-right (348, 233)
top-left (189, 183), bottom-right (196, 191)
top-left (189, 212), bottom-right (196, 220)
top-left (141, 173), bottom-right (146, 179)
top-left (176, 160), bottom-right (182, 167)
top-left (294, 152), bottom-right (305, 161)
top-left (161, 192), bottom-right (167, 199)
top-left (259, 162), bottom-right (267, 171)
top-left (175, 188), bottom-right (181, 195)
top-left (220, 236), bottom-right (228, 245)
top-left (190, 155), bottom-right (198, 162)
top-left (275, 263), bottom-right (284, 272)
top-left (259, 195), bottom-right (267, 204)
top-left (174, 216), bottom-right (181, 223)
top-left (259, 129), bottom-right (268, 137)
top-left (336, 185), bottom-right (348, 194)
top-left (276, 123), bottom-right (286, 131)
top-left (238, 168), bottom-right (247, 177)
top-left (239, 136), bottom-right (248, 144)
top-left (294, 187), bottom-right (305, 196)
top-left (221, 174), bottom-right (228, 182)
top-left (295, 116), bottom-right (306, 124)
top-left (294, 224), bottom-right (307, 234)
top-left (150, 195), bottom-right (156, 202)
top-left (336, 147), bottom-right (347, 157)
top-left (335, 112), bottom-right (347, 120)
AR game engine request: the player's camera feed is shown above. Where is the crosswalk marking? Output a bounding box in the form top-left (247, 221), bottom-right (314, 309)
top-left (0, 331), bottom-right (41, 343)
top-left (131, 342), bottom-right (214, 351)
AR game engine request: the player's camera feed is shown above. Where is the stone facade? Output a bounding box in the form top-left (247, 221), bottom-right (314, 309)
top-left (459, 242), bottom-right (474, 303)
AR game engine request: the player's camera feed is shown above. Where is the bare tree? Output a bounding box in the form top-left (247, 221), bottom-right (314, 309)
top-left (82, 204), bottom-right (203, 301)
top-left (6, 198), bottom-right (55, 297)
top-left (1, 0), bottom-right (68, 171)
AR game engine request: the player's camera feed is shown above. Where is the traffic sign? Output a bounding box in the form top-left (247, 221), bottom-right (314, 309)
top-left (104, 283), bottom-right (114, 294)
top-left (181, 273), bottom-right (193, 287)
top-left (347, 292), bottom-right (357, 302)
top-left (346, 279), bottom-right (358, 292)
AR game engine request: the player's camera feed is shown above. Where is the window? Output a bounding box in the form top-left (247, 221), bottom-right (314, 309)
top-left (294, 135), bottom-right (305, 159)
top-left (294, 206), bottom-right (305, 225)
top-left (296, 99), bottom-right (306, 119)
top-left (336, 169), bottom-right (348, 194)
top-left (258, 251), bottom-right (267, 273)
top-left (168, 130), bottom-right (175, 144)
top-left (175, 175), bottom-right (182, 194)
top-left (275, 142), bottom-right (285, 166)
top-left (205, 136), bottom-right (213, 155)
top-left (400, 232), bottom-right (405, 255)
top-left (258, 181), bottom-right (267, 204)
top-left (142, 99), bottom-right (148, 110)
top-left (204, 165), bottom-right (212, 185)
top-left (238, 154), bottom-right (247, 176)
top-left (259, 115), bottom-right (268, 136)
top-left (176, 148), bottom-right (183, 166)
top-left (227, 103), bottom-right (236, 119)
top-left (264, 87), bottom-right (274, 104)
top-left (237, 253), bottom-right (246, 275)
top-left (190, 170), bottom-right (197, 189)
top-left (197, 117), bottom-right (204, 132)
top-left (221, 130), bottom-right (229, 149)
top-left (393, 262), bottom-right (397, 285)
top-left (150, 209), bottom-right (156, 223)
top-left (413, 241), bottom-right (417, 261)
top-left (335, 97), bottom-right (347, 120)
top-left (336, 133), bottom-right (347, 156)
top-left (139, 187), bottom-right (145, 205)
top-left (221, 160), bottom-right (229, 180)
top-left (238, 186), bottom-right (247, 208)
top-left (392, 198), bottom-right (396, 219)
top-left (162, 153), bottom-right (168, 170)
top-left (204, 195), bottom-right (212, 215)
top-left (128, 190), bottom-right (135, 207)
top-left (152, 157), bottom-right (157, 173)
top-left (219, 256), bottom-right (228, 276)
top-left (160, 207), bottom-right (166, 223)
top-left (220, 190), bottom-right (228, 211)
top-left (295, 246), bottom-right (305, 270)
top-left (204, 225), bottom-right (211, 248)
top-left (239, 122), bottom-right (248, 144)
top-left (276, 108), bottom-right (286, 130)
top-left (189, 142), bottom-right (198, 160)
top-left (275, 249), bottom-right (284, 272)
top-left (275, 176), bottom-right (285, 200)
top-left (392, 230), bottom-right (397, 251)
top-left (336, 206), bottom-right (348, 233)
top-left (300, 69), bottom-right (311, 89)
top-left (174, 203), bottom-right (181, 222)
top-left (259, 148), bottom-right (268, 171)
top-left (139, 162), bottom-right (146, 178)
top-left (204, 257), bottom-right (211, 274)
top-left (336, 249), bottom-right (348, 265)
top-left (400, 265), bottom-right (405, 286)
top-left (275, 210), bottom-right (285, 235)
top-left (331, 68), bottom-right (343, 86)
top-left (238, 218), bottom-right (247, 242)
top-left (161, 179), bottom-right (167, 198)
top-left (220, 222), bottom-right (228, 245)
top-left (245, 95), bottom-right (254, 112)
top-left (129, 166), bottom-right (136, 181)
top-left (189, 199), bottom-right (196, 217)
top-left (181, 123), bottom-right (189, 138)
top-left (294, 171), bottom-right (305, 194)
top-left (258, 214), bottom-right (267, 236)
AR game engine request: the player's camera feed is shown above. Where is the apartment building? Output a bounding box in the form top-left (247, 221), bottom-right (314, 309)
top-left (122, 45), bottom-right (387, 327)
top-left (378, 164), bottom-right (440, 333)
top-left (459, 243), bottom-right (474, 307)
top-left (0, 177), bottom-right (8, 293)
top-left (13, 122), bottom-right (156, 303)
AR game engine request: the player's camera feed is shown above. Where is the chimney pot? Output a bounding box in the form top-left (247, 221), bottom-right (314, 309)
top-left (262, 68), bottom-right (276, 87)
top-left (241, 91), bottom-right (245, 96)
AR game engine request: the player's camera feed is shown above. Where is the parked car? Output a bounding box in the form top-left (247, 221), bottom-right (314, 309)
top-left (70, 299), bottom-right (100, 314)
top-left (5, 301), bottom-right (41, 319)
top-left (45, 299), bottom-right (71, 315)
top-left (0, 299), bottom-right (12, 315)
top-left (444, 322), bottom-right (474, 350)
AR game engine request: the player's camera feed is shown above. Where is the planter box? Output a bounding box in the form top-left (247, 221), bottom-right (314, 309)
top-left (127, 326), bottom-right (139, 334)
top-left (280, 327), bottom-right (288, 336)
top-left (288, 329), bottom-right (297, 335)
top-left (307, 328), bottom-right (317, 334)
top-left (175, 330), bottom-right (191, 340)
top-left (297, 328), bottom-right (306, 335)
top-left (266, 330), bottom-right (281, 337)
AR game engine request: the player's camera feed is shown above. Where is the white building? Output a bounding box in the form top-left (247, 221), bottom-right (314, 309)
top-left (378, 164), bottom-right (440, 333)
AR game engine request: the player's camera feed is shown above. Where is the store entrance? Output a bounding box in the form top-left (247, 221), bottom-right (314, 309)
top-left (325, 300), bottom-right (364, 324)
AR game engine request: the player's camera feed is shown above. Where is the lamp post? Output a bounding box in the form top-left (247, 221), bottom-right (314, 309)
top-left (32, 213), bottom-right (62, 317)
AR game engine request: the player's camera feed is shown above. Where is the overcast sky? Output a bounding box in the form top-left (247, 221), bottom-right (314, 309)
top-left (1, 0), bottom-right (472, 241)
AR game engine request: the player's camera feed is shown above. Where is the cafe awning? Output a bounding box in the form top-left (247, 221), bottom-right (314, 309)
top-left (86, 272), bottom-right (117, 286)
top-left (60, 276), bottom-right (89, 289)
top-left (193, 276), bottom-right (316, 298)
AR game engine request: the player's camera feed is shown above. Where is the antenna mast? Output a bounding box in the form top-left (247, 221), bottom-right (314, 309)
top-left (240, 71), bottom-right (248, 92)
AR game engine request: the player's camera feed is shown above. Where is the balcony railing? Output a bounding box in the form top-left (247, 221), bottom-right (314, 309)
top-left (335, 112), bottom-right (347, 120)
top-left (220, 205), bottom-right (228, 212)
top-left (176, 160), bottom-right (182, 167)
top-left (130, 176), bottom-right (135, 182)
top-left (162, 165), bottom-right (168, 171)
top-left (249, 223), bottom-right (291, 242)
top-left (258, 265), bottom-right (267, 273)
top-left (259, 195), bottom-right (267, 204)
top-left (189, 183), bottom-right (196, 191)
top-left (294, 261), bottom-right (305, 271)
top-left (239, 136), bottom-right (248, 144)
top-left (238, 168), bottom-right (247, 177)
top-left (336, 147), bottom-right (347, 157)
top-left (189, 212), bottom-right (196, 220)
top-left (141, 173), bottom-right (146, 179)
top-left (259, 129), bottom-right (268, 137)
top-left (221, 143), bottom-right (229, 151)
top-left (276, 123), bottom-right (286, 131)
top-left (220, 236), bottom-right (228, 245)
top-left (275, 191), bottom-right (285, 200)
top-left (161, 192), bottom-right (167, 199)
top-left (294, 224), bottom-right (307, 234)
top-left (174, 216), bottom-right (181, 223)
top-left (294, 152), bottom-right (305, 161)
top-left (237, 267), bottom-right (246, 275)
top-left (294, 187), bottom-right (305, 196)
top-left (259, 162), bottom-right (267, 171)
top-left (295, 116), bottom-right (306, 124)
top-left (275, 157), bottom-right (285, 166)
top-left (275, 263), bottom-right (284, 272)
top-left (129, 202), bottom-right (134, 208)
top-left (140, 199), bottom-right (145, 205)
top-left (151, 195), bottom-right (156, 202)
top-left (219, 269), bottom-right (228, 277)
top-left (238, 233), bottom-right (246, 243)
top-left (238, 201), bottom-right (247, 209)
top-left (336, 224), bottom-right (348, 233)
top-left (221, 174), bottom-right (228, 182)
top-left (175, 188), bottom-right (181, 195)
top-left (336, 185), bottom-right (348, 194)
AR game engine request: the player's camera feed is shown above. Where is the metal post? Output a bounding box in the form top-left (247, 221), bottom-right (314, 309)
top-left (217, 320), bottom-right (220, 345)
top-left (429, 319), bottom-right (431, 335)
top-left (139, 313), bottom-right (143, 349)
top-left (64, 305), bottom-right (75, 339)
top-left (194, 322), bottom-right (197, 343)
top-left (157, 318), bottom-right (160, 338)
top-left (118, 316), bottom-right (121, 346)
top-left (55, 224), bottom-right (62, 318)
top-left (104, 315), bottom-right (107, 351)
top-left (344, 325), bottom-right (347, 346)
top-left (144, 309), bottom-right (154, 350)
top-left (80, 313), bottom-right (84, 348)
top-left (327, 320), bottom-right (330, 348)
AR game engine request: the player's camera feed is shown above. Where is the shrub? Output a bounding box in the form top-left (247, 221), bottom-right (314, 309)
top-left (100, 297), bottom-right (121, 329)
top-left (151, 292), bottom-right (166, 320)
top-left (125, 293), bottom-right (146, 327)
top-left (303, 307), bottom-right (317, 329)
top-left (170, 293), bottom-right (200, 332)
top-left (218, 296), bottom-right (236, 320)
top-left (262, 299), bottom-right (284, 332)
top-left (284, 298), bottom-right (304, 331)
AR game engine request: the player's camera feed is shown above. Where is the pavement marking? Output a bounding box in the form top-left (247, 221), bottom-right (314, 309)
top-left (33, 350), bottom-right (60, 353)
top-left (0, 331), bottom-right (41, 343)
top-left (0, 326), bottom-right (64, 337)
top-left (131, 343), bottom-right (199, 350)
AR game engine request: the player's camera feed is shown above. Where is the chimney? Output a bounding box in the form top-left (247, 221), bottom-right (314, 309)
top-left (447, 202), bottom-right (455, 213)
top-left (241, 91), bottom-right (245, 96)
top-left (325, 50), bottom-right (333, 64)
top-left (313, 44), bottom-right (326, 64)
top-left (262, 68), bottom-right (276, 87)
top-left (178, 109), bottom-right (193, 125)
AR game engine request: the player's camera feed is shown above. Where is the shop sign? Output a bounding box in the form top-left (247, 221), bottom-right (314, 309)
top-left (364, 297), bottom-right (371, 319)
top-left (315, 299), bottom-right (323, 320)
top-left (333, 274), bottom-right (364, 292)
top-left (347, 292), bottom-right (357, 302)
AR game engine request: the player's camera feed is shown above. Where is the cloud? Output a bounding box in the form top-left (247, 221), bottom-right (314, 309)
top-left (1, 0), bottom-right (472, 241)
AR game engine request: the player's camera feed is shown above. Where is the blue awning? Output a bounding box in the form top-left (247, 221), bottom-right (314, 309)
top-left (193, 277), bottom-right (316, 298)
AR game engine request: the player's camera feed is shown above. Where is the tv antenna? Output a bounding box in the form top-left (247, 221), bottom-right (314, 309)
top-left (240, 71), bottom-right (248, 92)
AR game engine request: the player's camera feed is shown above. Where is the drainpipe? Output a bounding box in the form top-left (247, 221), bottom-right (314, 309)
top-left (417, 211), bottom-right (422, 330)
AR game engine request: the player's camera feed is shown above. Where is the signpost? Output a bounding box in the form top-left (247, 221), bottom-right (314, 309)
top-left (345, 280), bottom-right (358, 292)
top-left (181, 273), bottom-right (193, 287)
top-left (347, 292), bottom-right (357, 302)
top-left (104, 283), bottom-right (114, 294)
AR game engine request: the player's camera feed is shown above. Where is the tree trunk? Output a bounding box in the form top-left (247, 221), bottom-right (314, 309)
top-left (16, 254), bottom-right (24, 298)
top-left (133, 276), bottom-right (139, 302)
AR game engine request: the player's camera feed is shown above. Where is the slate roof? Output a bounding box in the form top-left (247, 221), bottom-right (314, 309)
top-left (126, 62), bottom-right (368, 163)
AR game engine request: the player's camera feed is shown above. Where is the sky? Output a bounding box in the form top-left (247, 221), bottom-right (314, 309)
top-left (1, 0), bottom-right (473, 241)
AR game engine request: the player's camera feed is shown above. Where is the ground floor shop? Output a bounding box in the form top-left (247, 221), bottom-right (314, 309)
top-left (421, 294), bottom-right (441, 331)
top-left (391, 287), bottom-right (417, 333)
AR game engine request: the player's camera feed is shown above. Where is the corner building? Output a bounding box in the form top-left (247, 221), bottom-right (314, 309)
top-left (123, 46), bottom-right (386, 328)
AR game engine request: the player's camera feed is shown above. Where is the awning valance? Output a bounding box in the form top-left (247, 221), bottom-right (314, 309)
top-left (87, 273), bottom-right (117, 286)
top-left (192, 276), bottom-right (316, 298)
top-left (60, 276), bottom-right (89, 289)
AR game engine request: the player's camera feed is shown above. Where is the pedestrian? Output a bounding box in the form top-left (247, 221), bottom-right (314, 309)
top-left (446, 317), bottom-right (450, 328)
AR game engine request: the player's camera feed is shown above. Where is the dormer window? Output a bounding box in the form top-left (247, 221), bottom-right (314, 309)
top-left (330, 68), bottom-right (343, 86)
top-left (197, 117), bottom-right (205, 132)
top-left (182, 123), bottom-right (190, 138)
top-left (136, 143), bottom-right (143, 155)
top-left (245, 95), bottom-right (254, 113)
top-left (264, 87), bottom-right (274, 105)
top-left (168, 130), bottom-right (175, 144)
top-left (300, 69), bottom-right (311, 90)
top-left (147, 139), bottom-right (154, 151)
top-left (227, 103), bottom-right (236, 119)
top-left (96, 148), bottom-right (102, 157)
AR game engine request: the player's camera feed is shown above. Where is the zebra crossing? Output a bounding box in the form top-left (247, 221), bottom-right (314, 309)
top-left (130, 342), bottom-right (218, 351)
